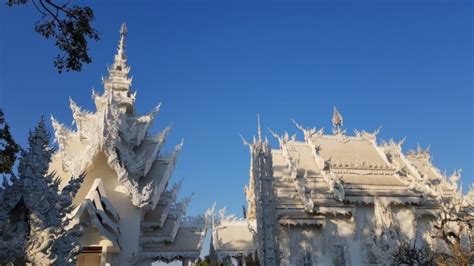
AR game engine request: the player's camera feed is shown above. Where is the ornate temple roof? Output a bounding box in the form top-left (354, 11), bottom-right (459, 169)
top-left (212, 108), bottom-right (471, 263)
top-left (210, 210), bottom-right (256, 263)
top-left (48, 23), bottom-right (209, 263)
top-left (140, 216), bottom-right (210, 263)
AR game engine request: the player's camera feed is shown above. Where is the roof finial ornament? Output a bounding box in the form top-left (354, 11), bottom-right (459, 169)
top-left (257, 114), bottom-right (262, 142)
top-left (117, 22), bottom-right (128, 61)
top-left (120, 22), bottom-right (128, 37)
top-left (332, 106), bottom-right (343, 134)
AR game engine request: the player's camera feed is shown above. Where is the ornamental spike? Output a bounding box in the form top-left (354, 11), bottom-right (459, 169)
top-left (257, 114), bottom-right (262, 142)
top-left (332, 106), bottom-right (343, 134)
top-left (117, 22), bottom-right (128, 61)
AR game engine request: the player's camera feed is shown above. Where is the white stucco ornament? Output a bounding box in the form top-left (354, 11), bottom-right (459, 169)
top-left (0, 119), bottom-right (84, 265)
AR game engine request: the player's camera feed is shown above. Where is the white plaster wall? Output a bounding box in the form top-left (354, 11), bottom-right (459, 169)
top-left (415, 215), bottom-right (434, 248)
top-left (85, 152), bottom-right (142, 265)
top-left (278, 225), bottom-right (290, 266)
top-left (276, 204), bottom-right (436, 266)
top-left (393, 205), bottom-right (416, 239)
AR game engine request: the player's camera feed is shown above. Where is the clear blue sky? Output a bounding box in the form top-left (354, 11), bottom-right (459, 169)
top-left (0, 1), bottom-right (472, 221)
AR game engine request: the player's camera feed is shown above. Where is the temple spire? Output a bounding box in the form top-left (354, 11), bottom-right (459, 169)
top-left (257, 114), bottom-right (262, 142)
top-left (109, 22), bottom-right (130, 76)
top-left (102, 22), bottom-right (134, 114)
top-left (117, 22), bottom-right (127, 62)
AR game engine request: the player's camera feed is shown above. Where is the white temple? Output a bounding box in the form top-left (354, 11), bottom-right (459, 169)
top-left (210, 109), bottom-right (474, 265)
top-left (48, 23), bottom-right (209, 266)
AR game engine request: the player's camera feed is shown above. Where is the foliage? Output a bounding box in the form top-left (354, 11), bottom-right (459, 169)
top-left (0, 109), bottom-right (20, 177)
top-left (196, 255), bottom-right (211, 266)
top-left (389, 240), bottom-right (434, 266)
top-left (430, 195), bottom-right (473, 266)
top-left (6, 0), bottom-right (100, 73)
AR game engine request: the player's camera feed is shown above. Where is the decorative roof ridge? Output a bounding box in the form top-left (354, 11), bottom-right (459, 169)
top-left (406, 143), bottom-right (431, 161)
top-left (380, 138), bottom-right (433, 192)
top-left (292, 119), bottom-right (324, 142)
top-left (169, 179), bottom-right (183, 199)
top-left (212, 206), bottom-right (248, 227)
top-left (143, 125), bottom-right (171, 143)
top-left (353, 126), bottom-right (381, 141)
top-left (277, 137), bottom-right (315, 213)
top-left (134, 103), bottom-right (161, 124)
top-left (352, 126), bottom-right (398, 171)
top-left (293, 122), bottom-right (345, 202)
top-left (141, 198), bottom-right (189, 245)
top-left (69, 97), bottom-right (93, 115)
top-left (294, 118), bottom-right (384, 142)
top-left (180, 205), bottom-right (212, 242)
top-left (403, 143), bottom-right (461, 196)
top-left (175, 194), bottom-right (193, 212)
top-left (69, 98), bottom-right (95, 131)
top-left (51, 116), bottom-right (73, 152)
top-left (139, 127), bottom-right (171, 177)
top-left (142, 185), bottom-right (182, 230)
top-left (268, 129), bottom-right (296, 149)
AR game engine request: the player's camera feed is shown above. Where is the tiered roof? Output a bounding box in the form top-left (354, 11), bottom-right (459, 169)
top-left (269, 108), bottom-right (462, 216)
top-left (210, 208), bottom-right (256, 263)
top-left (212, 107), bottom-right (470, 259)
top-left (49, 23), bottom-right (208, 263)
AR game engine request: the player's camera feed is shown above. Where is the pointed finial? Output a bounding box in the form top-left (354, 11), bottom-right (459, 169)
top-left (117, 22), bottom-right (128, 61)
top-left (120, 22), bottom-right (128, 37)
top-left (332, 106), bottom-right (343, 133)
top-left (257, 114), bottom-right (262, 142)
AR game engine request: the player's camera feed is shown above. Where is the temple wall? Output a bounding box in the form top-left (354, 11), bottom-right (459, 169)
top-left (81, 227), bottom-right (105, 246)
top-left (276, 204), bottom-right (441, 265)
top-left (391, 205), bottom-right (416, 240)
top-left (83, 152), bottom-right (142, 264)
top-left (415, 215), bottom-right (435, 248)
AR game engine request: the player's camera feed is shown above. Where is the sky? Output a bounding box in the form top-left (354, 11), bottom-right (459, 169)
top-left (0, 0), bottom-right (473, 258)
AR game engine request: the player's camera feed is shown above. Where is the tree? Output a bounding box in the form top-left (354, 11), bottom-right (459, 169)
top-left (6, 0), bottom-right (100, 73)
top-left (389, 240), bottom-right (434, 266)
top-left (0, 118), bottom-right (85, 265)
top-left (430, 194), bottom-right (473, 266)
top-left (196, 255), bottom-right (211, 266)
top-left (0, 109), bottom-right (20, 178)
